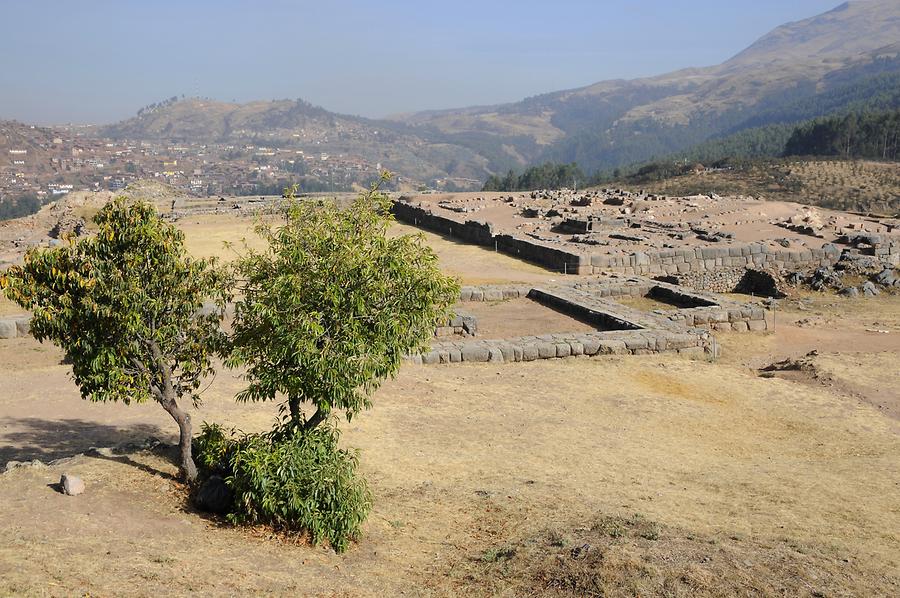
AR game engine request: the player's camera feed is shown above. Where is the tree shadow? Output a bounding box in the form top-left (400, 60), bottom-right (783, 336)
top-left (0, 417), bottom-right (168, 470)
top-left (88, 446), bottom-right (180, 482)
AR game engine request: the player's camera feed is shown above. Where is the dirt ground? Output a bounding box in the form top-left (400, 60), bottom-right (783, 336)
top-left (1, 214), bottom-right (899, 596)
top-left (457, 298), bottom-right (597, 339)
top-left (177, 215), bottom-right (557, 286)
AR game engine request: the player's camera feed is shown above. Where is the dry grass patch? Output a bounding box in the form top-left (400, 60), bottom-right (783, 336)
top-left (452, 513), bottom-right (899, 597)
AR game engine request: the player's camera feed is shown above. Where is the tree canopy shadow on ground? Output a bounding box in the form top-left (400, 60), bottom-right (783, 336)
top-left (0, 417), bottom-right (166, 466)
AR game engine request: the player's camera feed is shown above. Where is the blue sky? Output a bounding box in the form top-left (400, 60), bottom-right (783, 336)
top-left (0, 0), bottom-right (843, 124)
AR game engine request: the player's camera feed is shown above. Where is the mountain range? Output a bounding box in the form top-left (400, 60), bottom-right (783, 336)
top-left (97, 0), bottom-right (900, 185)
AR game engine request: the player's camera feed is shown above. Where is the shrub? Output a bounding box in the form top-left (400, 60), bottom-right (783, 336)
top-left (195, 422), bottom-right (372, 553)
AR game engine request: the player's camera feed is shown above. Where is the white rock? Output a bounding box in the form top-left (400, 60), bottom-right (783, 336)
top-left (61, 473), bottom-right (85, 496)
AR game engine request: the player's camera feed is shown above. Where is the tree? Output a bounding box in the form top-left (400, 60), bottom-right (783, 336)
top-left (225, 173), bottom-right (459, 430)
top-left (0, 198), bottom-right (229, 482)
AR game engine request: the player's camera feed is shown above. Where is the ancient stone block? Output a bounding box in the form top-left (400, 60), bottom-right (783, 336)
top-left (581, 337), bottom-right (601, 355)
top-left (623, 337), bottom-right (648, 350)
top-left (597, 340), bottom-right (627, 355)
top-left (747, 320), bottom-right (767, 332)
top-left (537, 343), bottom-right (556, 359)
top-left (461, 345), bottom-right (490, 362)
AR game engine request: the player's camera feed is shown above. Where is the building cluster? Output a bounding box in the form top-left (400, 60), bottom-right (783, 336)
top-left (0, 123), bottom-right (390, 204)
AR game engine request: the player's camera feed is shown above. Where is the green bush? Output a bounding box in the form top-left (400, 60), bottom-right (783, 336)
top-left (195, 422), bottom-right (372, 552)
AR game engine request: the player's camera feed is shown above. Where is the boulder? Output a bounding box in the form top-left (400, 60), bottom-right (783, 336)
top-left (195, 475), bottom-right (233, 514)
top-left (874, 269), bottom-right (897, 287)
top-left (862, 281), bottom-right (879, 297)
top-left (60, 473), bottom-right (85, 496)
top-left (839, 287), bottom-right (859, 298)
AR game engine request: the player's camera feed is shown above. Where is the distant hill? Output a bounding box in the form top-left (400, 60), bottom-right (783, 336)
top-left (94, 0), bottom-right (900, 184)
top-left (0, 121), bottom-right (60, 176)
top-left (634, 72), bottom-right (900, 166)
top-left (398, 0), bottom-right (900, 173)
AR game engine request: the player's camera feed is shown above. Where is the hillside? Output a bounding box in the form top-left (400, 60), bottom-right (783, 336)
top-left (0, 121), bottom-right (60, 177)
top-left (611, 158), bottom-right (900, 216)
top-left (100, 97), bottom-right (492, 184)
top-left (91, 1), bottom-right (900, 185)
top-left (398, 0), bottom-right (900, 173)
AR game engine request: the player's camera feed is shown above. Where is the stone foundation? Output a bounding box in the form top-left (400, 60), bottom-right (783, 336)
top-left (392, 200), bottom-right (861, 278)
top-left (413, 276), bottom-right (770, 366)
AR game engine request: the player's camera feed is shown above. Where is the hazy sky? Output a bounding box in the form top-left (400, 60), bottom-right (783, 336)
top-left (1, 0), bottom-right (843, 124)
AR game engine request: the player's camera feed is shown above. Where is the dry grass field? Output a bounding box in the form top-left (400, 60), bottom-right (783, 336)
top-left (1, 213), bottom-right (898, 596)
top-left (629, 159), bottom-right (900, 216)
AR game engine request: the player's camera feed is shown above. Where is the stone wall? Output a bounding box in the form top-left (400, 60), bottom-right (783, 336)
top-left (393, 201), bottom-right (587, 274)
top-left (409, 328), bottom-right (714, 366)
top-left (393, 199), bottom-right (849, 278)
top-left (661, 267), bottom-right (786, 296)
top-left (436, 309), bottom-right (478, 337)
top-left (589, 243), bottom-right (843, 278)
top-left (458, 285), bottom-right (532, 301)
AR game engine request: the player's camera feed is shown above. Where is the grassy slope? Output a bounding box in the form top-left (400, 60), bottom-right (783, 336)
top-left (612, 159), bottom-right (900, 216)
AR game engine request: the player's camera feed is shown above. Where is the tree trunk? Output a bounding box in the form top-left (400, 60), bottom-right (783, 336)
top-left (303, 407), bottom-right (325, 431)
top-left (147, 339), bottom-right (198, 483)
top-left (288, 394), bottom-right (302, 425)
top-left (160, 393), bottom-right (198, 483)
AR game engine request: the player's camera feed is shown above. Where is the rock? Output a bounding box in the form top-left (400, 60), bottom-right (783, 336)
top-left (786, 272), bottom-right (805, 285)
top-left (195, 475), bottom-right (233, 514)
top-left (61, 473), bottom-right (85, 496)
top-left (461, 345), bottom-right (490, 362)
top-left (862, 281), bottom-right (879, 297)
top-left (839, 287), bottom-right (859, 298)
top-left (874, 269), bottom-right (897, 286)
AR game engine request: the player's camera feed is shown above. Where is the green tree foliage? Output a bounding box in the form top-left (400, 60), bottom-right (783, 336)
top-left (784, 109), bottom-right (900, 159)
top-left (195, 422), bottom-right (371, 552)
top-left (0, 194), bottom-right (43, 221)
top-left (482, 162), bottom-right (585, 192)
top-left (226, 174), bottom-right (459, 430)
top-left (203, 174), bottom-right (457, 548)
top-left (0, 198), bottom-right (229, 481)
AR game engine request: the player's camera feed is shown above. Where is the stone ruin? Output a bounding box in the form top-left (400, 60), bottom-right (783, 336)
top-left (409, 275), bottom-right (770, 366)
top-left (392, 189), bottom-right (900, 288)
